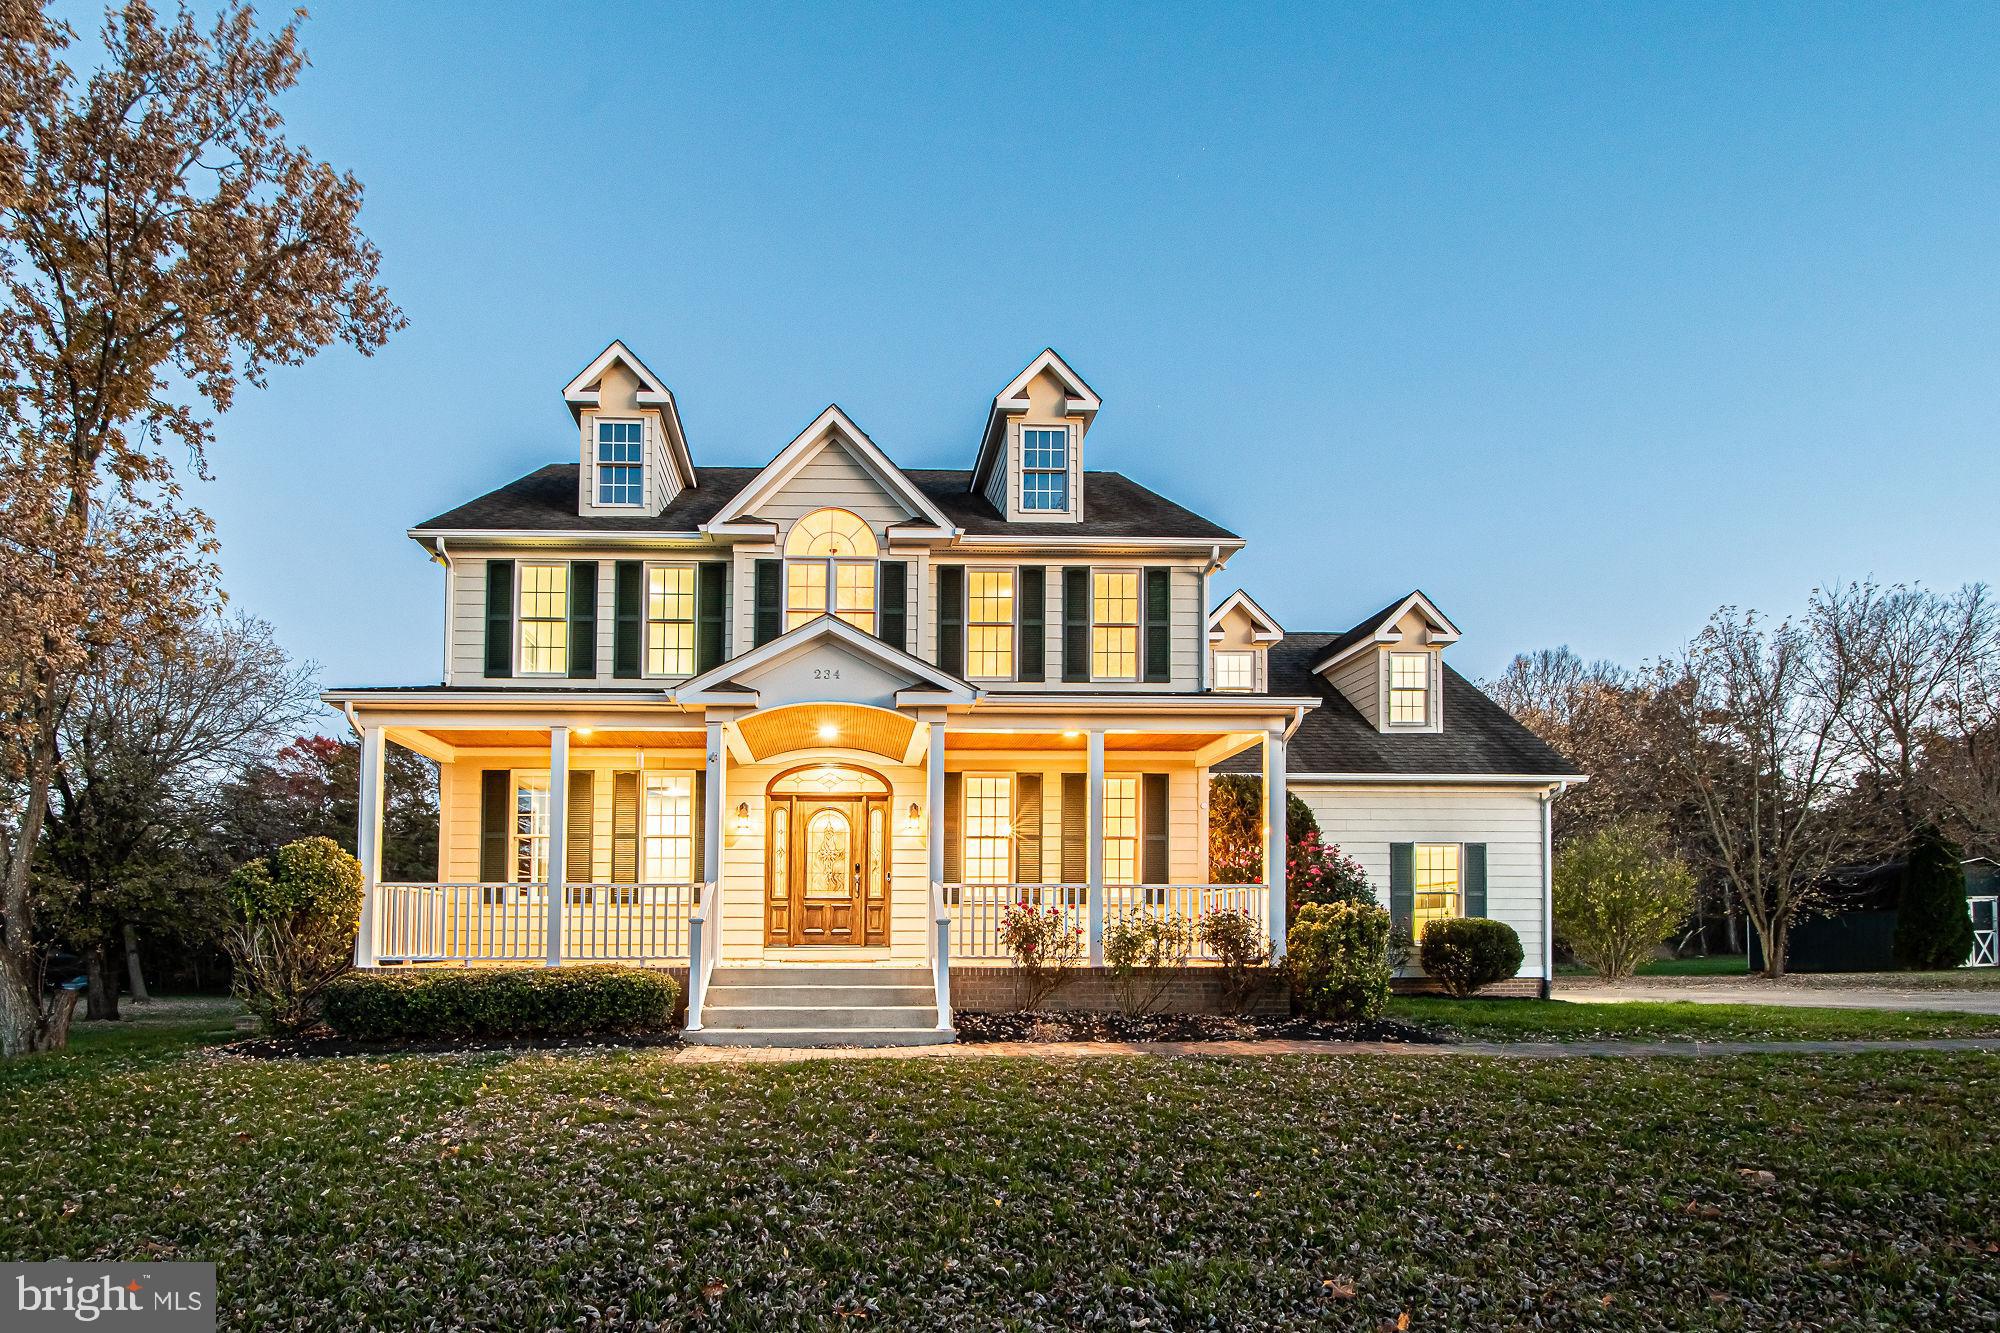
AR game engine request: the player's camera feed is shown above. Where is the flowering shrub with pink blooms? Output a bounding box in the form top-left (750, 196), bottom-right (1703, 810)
top-left (997, 901), bottom-right (1086, 1010)
top-left (1209, 775), bottom-right (1376, 929)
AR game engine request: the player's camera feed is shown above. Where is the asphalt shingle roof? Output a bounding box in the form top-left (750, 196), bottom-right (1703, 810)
top-left (1217, 631), bottom-right (1582, 779)
top-left (412, 465), bottom-right (1238, 541)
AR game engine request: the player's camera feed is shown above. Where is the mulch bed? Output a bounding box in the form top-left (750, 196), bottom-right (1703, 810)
top-left (216, 1028), bottom-right (682, 1060)
top-left (952, 1009), bottom-right (1442, 1044)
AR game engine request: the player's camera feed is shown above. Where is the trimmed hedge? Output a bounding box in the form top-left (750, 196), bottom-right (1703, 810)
top-left (323, 966), bottom-right (680, 1042)
top-left (1420, 918), bottom-right (1524, 997)
top-left (1286, 900), bottom-right (1391, 1021)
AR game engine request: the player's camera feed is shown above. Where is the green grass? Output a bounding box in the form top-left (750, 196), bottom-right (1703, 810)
top-left (1389, 995), bottom-right (2000, 1042)
top-left (0, 1003), bottom-right (1996, 1327)
top-left (1638, 954), bottom-right (1750, 976)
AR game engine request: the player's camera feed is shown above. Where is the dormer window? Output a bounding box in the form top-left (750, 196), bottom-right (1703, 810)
top-left (595, 419), bottom-right (645, 506)
top-left (1021, 427), bottom-right (1070, 511)
top-left (1389, 652), bottom-right (1431, 725)
top-left (785, 508), bottom-right (878, 633)
top-left (1213, 650), bottom-right (1255, 692)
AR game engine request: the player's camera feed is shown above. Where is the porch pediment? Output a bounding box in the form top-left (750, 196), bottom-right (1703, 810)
top-left (675, 614), bottom-right (977, 710)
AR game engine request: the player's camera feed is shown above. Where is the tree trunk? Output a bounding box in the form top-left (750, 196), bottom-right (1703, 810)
top-left (121, 924), bottom-right (149, 1003)
top-left (84, 947), bottom-right (120, 1022)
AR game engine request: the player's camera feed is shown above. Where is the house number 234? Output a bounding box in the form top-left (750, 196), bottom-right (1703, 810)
top-left (812, 668), bottom-right (841, 681)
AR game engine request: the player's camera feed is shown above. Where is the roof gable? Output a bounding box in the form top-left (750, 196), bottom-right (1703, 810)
top-left (970, 348), bottom-right (1102, 494)
top-left (677, 614), bottom-right (976, 707)
top-left (705, 406), bottom-right (955, 534)
top-left (561, 340), bottom-right (695, 491)
top-left (1312, 590), bottom-right (1461, 674)
top-left (1208, 589), bottom-right (1284, 643)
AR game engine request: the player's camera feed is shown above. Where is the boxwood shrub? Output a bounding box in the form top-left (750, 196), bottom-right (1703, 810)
top-left (323, 965), bottom-right (680, 1041)
top-left (1285, 900), bottom-right (1392, 1021)
top-left (1420, 918), bottom-right (1525, 997)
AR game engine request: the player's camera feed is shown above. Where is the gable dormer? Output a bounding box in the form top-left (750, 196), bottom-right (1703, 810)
top-left (1207, 589), bottom-right (1284, 692)
top-left (1314, 591), bottom-right (1461, 734)
top-left (564, 341), bottom-right (696, 517)
top-left (968, 349), bottom-right (1101, 524)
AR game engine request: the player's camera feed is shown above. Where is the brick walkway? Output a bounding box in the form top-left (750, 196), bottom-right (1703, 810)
top-left (668, 1035), bottom-right (2000, 1064)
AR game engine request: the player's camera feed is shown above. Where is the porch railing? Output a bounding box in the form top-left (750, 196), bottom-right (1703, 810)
top-left (372, 882), bottom-right (698, 965)
top-left (943, 882), bottom-right (1270, 963)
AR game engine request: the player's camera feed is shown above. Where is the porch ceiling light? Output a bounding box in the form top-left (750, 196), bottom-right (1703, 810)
top-left (1062, 730), bottom-right (1081, 740)
top-left (818, 722), bottom-right (840, 741)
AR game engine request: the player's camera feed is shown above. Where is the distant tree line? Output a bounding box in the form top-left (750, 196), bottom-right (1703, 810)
top-left (1489, 581), bottom-right (1997, 976)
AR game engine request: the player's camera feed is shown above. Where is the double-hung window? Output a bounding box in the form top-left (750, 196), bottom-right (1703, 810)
top-left (967, 568), bottom-right (1015, 679)
top-left (1213, 650), bottom-right (1255, 692)
top-left (1091, 570), bottom-right (1139, 680)
top-left (595, 419), bottom-right (645, 506)
top-left (784, 508), bottom-right (878, 633)
top-left (1021, 426), bottom-right (1069, 511)
top-left (513, 776), bottom-right (551, 889)
top-left (1103, 775), bottom-right (1139, 885)
top-left (963, 775), bottom-right (1013, 883)
top-left (518, 563), bottom-right (568, 675)
top-left (641, 773), bottom-right (694, 882)
top-left (1389, 652), bottom-right (1431, 725)
top-left (1412, 843), bottom-right (1461, 935)
top-left (646, 565), bottom-right (696, 676)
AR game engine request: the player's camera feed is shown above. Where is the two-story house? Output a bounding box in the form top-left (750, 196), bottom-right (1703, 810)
top-left (323, 343), bottom-right (1579, 1045)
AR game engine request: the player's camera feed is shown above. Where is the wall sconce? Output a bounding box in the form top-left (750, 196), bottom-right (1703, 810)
top-left (734, 801), bottom-right (751, 836)
top-left (902, 801), bottom-right (921, 835)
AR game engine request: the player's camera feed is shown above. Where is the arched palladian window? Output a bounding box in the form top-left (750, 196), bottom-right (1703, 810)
top-left (785, 508), bottom-right (878, 633)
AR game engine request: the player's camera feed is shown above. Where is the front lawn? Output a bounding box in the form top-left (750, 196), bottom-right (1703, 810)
top-left (0, 1008), bottom-right (1994, 1328)
top-left (1389, 995), bottom-right (2000, 1042)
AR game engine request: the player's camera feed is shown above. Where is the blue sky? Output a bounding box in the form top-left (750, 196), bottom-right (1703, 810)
top-left (106, 1), bottom-right (2000, 688)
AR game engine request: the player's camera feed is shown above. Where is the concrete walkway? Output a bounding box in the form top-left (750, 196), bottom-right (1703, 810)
top-left (668, 1034), bottom-right (2000, 1064)
top-left (1556, 978), bottom-right (2000, 1015)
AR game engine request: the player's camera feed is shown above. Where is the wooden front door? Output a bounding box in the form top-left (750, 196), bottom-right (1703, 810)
top-left (767, 792), bottom-right (889, 946)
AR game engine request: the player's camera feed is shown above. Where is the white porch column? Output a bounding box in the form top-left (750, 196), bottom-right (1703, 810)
top-left (1264, 726), bottom-right (1288, 960)
top-left (352, 724), bottom-right (385, 967)
top-left (926, 718), bottom-right (946, 968)
top-left (545, 726), bottom-right (569, 966)
top-left (1540, 786), bottom-right (1556, 1000)
top-left (1086, 729), bottom-right (1106, 966)
top-left (703, 719), bottom-right (725, 888)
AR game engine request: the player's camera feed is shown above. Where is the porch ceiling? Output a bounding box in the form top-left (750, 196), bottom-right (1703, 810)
top-left (736, 703), bottom-right (916, 763)
top-left (943, 730), bottom-right (1230, 752)
top-left (417, 728), bottom-right (704, 751)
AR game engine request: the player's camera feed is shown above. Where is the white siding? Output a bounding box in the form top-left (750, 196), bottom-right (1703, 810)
top-left (751, 442), bottom-right (914, 530)
top-left (1293, 782), bottom-right (1549, 979)
top-left (1326, 651), bottom-right (1380, 726)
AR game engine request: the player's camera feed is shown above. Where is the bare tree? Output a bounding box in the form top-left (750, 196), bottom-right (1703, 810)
top-left (1661, 610), bottom-right (1864, 977)
top-left (1809, 580), bottom-right (1998, 836)
top-left (39, 614), bottom-right (319, 1020)
top-left (0, 1), bottom-right (400, 1054)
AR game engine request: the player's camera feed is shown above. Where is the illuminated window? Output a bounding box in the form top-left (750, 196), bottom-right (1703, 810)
top-left (647, 565), bottom-right (696, 676)
top-left (518, 564), bottom-right (568, 675)
top-left (596, 419), bottom-right (644, 506)
top-left (641, 773), bottom-right (693, 882)
top-left (967, 569), bottom-right (1015, 679)
top-left (513, 776), bottom-right (550, 886)
top-left (964, 775), bottom-right (1013, 883)
top-left (1213, 650), bottom-right (1255, 692)
top-left (1092, 570), bottom-right (1139, 680)
top-left (1389, 653), bottom-right (1431, 725)
top-left (785, 508), bottom-right (878, 632)
top-left (1413, 843), bottom-right (1460, 937)
top-left (770, 806), bottom-right (789, 902)
top-left (1021, 426), bottom-right (1069, 511)
top-left (1103, 775), bottom-right (1138, 885)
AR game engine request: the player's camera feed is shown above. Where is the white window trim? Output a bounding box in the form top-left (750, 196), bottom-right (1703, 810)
top-left (1019, 423), bottom-right (1072, 514)
top-left (516, 561), bottom-right (569, 677)
top-left (964, 564), bottom-right (1017, 682)
top-left (640, 771), bottom-right (696, 883)
top-left (1102, 772), bottom-right (1140, 887)
top-left (1212, 649), bottom-right (1257, 692)
top-left (962, 772), bottom-right (1014, 885)
top-left (511, 772), bottom-right (552, 891)
top-left (643, 560), bottom-right (698, 679)
top-left (593, 416), bottom-right (647, 509)
top-left (1091, 566), bottom-right (1142, 683)
top-left (1411, 841), bottom-right (1464, 934)
top-left (1386, 651), bottom-right (1436, 729)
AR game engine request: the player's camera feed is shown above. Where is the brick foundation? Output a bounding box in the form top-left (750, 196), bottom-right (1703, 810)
top-left (1391, 975), bottom-right (1544, 999)
top-left (949, 965), bottom-right (1290, 1016)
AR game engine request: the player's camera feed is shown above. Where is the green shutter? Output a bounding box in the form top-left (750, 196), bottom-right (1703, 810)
top-left (692, 770), bottom-right (707, 881)
top-left (1390, 842), bottom-right (1415, 937)
top-left (565, 770), bottom-right (594, 884)
top-left (1142, 773), bottom-right (1169, 883)
top-left (1143, 567), bottom-right (1171, 683)
top-left (479, 770), bottom-right (511, 881)
top-left (697, 562), bottom-right (728, 671)
top-left (936, 565), bottom-right (965, 677)
top-left (1061, 567), bottom-right (1090, 682)
top-left (879, 561), bottom-right (908, 652)
top-left (483, 560), bottom-right (514, 678)
top-left (1016, 773), bottom-right (1043, 883)
top-left (1060, 773), bottom-right (1087, 882)
top-left (1464, 843), bottom-right (1488, 917)
top-left (1017, 566), bottom-right (1045, 682)
top-left (611, 772), bottom-right (639, 884)
top-left (943, 771), bottom-right (962, 882)
top-left (567, 560), bottom-right (598, 678)
top-left (612, 561), bottom-right (642, 678)
top-left (753, 560), bottom-right (782, 646)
